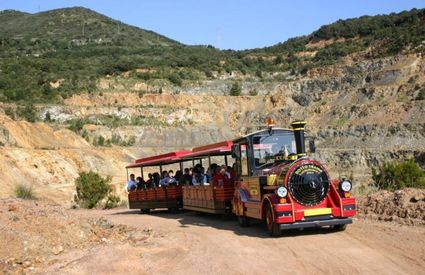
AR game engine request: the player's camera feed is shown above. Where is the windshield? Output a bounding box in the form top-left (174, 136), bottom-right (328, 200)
top-left (252, 133), bottom-right (297, 168)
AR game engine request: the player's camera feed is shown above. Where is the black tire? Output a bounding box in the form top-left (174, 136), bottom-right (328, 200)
top-left (237, 215), bottom-right (250, 227)
top-left (140, 209), bottom-right (150, 214)
top-left (333, 224), bottom-right (347, 231)
top-left (168, 207), bottom-right (178, 213)
top-left (265, 206), bottom-right (281, 237)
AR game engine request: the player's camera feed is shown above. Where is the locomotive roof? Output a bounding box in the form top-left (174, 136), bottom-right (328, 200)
top-left (232, 127), bottom-right (293, 143)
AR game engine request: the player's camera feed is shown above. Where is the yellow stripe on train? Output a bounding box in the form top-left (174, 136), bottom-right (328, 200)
top-left (304, 208), bottom-right (332, 217)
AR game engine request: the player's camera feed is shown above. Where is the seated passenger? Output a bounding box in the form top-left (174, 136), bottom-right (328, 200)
top-left (145, 173), bottom-right (153, 188)
top-left (225, 166), bottom-right (232, 179)
top-left (180, 168), bottom-right (193, 185)
top-left (127, 174), bottom-right (137, 191)
top-left (192, 167), bottom-right (208, 186)
top-left (201, 166), bottom-right (211, 184)
top-left (168, 170), bottom-right (174, 178)
top-left (159, 171), bottom-right (176, 187)
top-left (136, 176), bottom-right (145, 189)
top-left (207, 163), bottom-right (218, 178)
top-left (174, 170), bottom-right (182, 183)
top-left (213, 165), bottom-right (231, 186)
top-left (152, 172), bottom-right (161, 188)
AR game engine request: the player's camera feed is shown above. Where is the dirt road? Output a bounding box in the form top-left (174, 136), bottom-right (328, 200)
top-left (43, 208), bottom-right (425, 275)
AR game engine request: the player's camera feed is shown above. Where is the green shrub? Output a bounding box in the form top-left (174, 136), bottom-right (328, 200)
top-left (274, 55), bottom-right (283, 65)
top-left (371, 160), bottom-right (425, 190)
top-left (167, 74), bottom-right (183, 86)
top-left (109, 134), bottom-right (136, 146)
top-left (44, 111), bottom-right (52, 122)
top-left (14, 184), bottom-right (35, 200)
top-left (229, 82), bottom-right (241, 96)
top-left (81, 129), bottom-right (89, 140)
top-left (255, 70), bottom-right (263, 79)
top-left (249, 89), bottom-right (258, 96)
top-left (16, 103), bottom-right (38, 122)
top-left (416, 88), bottom-right (425, 100)
top-left (68, 118), bottom-right (89, 133)
top-left (408, 75), bottom-right (418, 84)
top-left (74, 171), bottom-right (113, 209)
top-left (4, 107), bottom-right (15, 119)
top-left (104, 194), bottom-right (121, 209)
top-left (204, 70), bottom-right (213, 78)
top-left (93, 135), bottom-right (106, 146)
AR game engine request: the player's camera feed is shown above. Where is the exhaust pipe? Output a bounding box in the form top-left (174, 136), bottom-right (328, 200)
top-left (291, 121), bottom-right (307, 157)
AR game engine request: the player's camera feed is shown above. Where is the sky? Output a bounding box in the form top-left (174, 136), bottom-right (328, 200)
top-left (1, 0), bottom-right (424, 50)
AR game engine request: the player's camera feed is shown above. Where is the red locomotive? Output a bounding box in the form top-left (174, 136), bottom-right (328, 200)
top-left (126, 120), bottom-right (356, 236)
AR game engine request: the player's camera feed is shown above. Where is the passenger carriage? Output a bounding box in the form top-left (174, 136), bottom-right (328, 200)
top-left (126, 141), bottom-right (236, 215)
top-left (181, 141), bottom-right (235, 215)
top-left (126, 150), bottom-right (191, 213)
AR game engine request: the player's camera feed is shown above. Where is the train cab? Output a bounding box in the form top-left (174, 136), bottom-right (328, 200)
top-left (231, 120), bottom-right (357, 236)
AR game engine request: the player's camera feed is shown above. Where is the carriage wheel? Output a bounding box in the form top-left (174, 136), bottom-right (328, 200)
top-left (141, 209), bottom-right (150, 214)
top-left (168, 207), bottom-right (178, 213)
top-left (237, 215), bottom-right (250, 227)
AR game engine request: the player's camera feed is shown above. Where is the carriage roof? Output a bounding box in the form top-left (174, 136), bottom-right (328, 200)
top-left (126, 150), bottom-right (192, 168)
top-left (126, 140), bottom-right (233, 168)
top-left (183, 140), bottom-right (233, 159)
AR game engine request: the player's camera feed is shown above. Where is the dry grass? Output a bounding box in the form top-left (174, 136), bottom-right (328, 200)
top-left (14, 184), bottom-right (36, 200)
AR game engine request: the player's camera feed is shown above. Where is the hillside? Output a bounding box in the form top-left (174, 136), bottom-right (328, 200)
top-left (0, 7), bottom-right (424, 103)
top-left (0, 7), bottom-right (424, 204)
top-left (0, 8), bottom-right (177, 49)
top-left (0, 7), bottom-right (228, 103)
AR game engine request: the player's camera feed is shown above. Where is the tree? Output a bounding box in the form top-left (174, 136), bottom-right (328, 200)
top-left (229, 82), bottom-right (241, 96)
top-left (74, 171), bottom-right (112, 209)
top-left (44, 111), bottom-right (52, 122)
top-left (274, 55), bottom-right (283, 65)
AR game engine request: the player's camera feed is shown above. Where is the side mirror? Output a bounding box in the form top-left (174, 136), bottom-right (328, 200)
top-left (231, 144), bottom-right (241, 158)
top-left (308, 139), bottom-right (316, 154)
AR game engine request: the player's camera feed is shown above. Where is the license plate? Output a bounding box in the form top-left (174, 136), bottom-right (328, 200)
top-left (304, 208), bottom-right (332, 217)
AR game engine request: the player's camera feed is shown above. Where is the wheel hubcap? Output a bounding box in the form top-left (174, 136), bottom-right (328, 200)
top-left (267, 211), bottom-right (272, 230)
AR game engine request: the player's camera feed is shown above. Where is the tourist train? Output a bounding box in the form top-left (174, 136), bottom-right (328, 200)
top-left (126, 119), bottom-right (356, 236)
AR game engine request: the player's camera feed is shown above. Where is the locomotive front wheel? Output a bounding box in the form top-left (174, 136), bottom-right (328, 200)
top-left (266, 206), bottom-right (281, 237)
top-left (333, 224), bottom-right (347, 231)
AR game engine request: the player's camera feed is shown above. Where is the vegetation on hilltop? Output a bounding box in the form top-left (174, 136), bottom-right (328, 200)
top-left (0, 7), bottom-right (424, 104)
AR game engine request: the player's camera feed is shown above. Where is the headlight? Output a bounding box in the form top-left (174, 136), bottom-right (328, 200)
top-left (276, 186), bottom-right (288, 198)
top-left (340, 180), bottom-right (352, 192)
